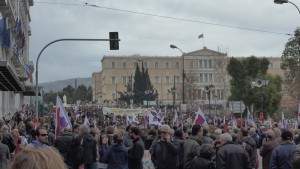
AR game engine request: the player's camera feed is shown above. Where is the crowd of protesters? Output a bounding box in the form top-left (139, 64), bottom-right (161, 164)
top-left (1, 104), bottom-right (300, 169)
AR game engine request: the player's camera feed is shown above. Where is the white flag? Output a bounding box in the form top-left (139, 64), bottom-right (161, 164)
top-left (172, 110), bottom-right (178, 125)
top-left (247, 108), bottom-right (256, 127)
top-left (84, 115), bottom-right (90, 125)
top-left (126, 115), bottom-right (131, 126)
top-left (282, 112), bottom-right (287, 129)
top-left (149, 113), bottom-right (159, 125)
top-left (132, 113), bottom-right (140, 124)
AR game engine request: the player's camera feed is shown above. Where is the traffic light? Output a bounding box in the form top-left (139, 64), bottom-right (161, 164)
top-left (109, 32), bottom-right (119, 50)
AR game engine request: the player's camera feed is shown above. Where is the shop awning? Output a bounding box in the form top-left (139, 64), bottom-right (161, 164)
top-left (0, 61), bottom-right (24, 91)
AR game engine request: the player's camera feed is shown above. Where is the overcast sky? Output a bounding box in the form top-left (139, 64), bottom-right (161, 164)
top-left (30, 0), bottom-right (299, 83)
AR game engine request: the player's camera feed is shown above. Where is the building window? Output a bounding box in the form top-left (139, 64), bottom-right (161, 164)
top-left (111, 77), bottom-right (116, 84)
top-left (122, 76), bottom-right (127, 84)
top-left (144, 62), bottom-right (148, 68)
top-left (204, 74), bottom-right (208, 83)
top-left (204, 60), bottom-right (208, 68)
top-left (176, 62), bottom-right (180, 68)
top-left (155, 76), bottom-right (160, 84)
top-left (155, 62), bottom-right (159, 68)
top-left (166, 62), bottom-right (170, 68)
top-left (122, 62), bottom-right (126, 68)
top-left (166, 76), bottom-right (170, 84)
top-left (175, 76), bottom-right (180, 83)
top-left (112, 93), bottom-right (116, 99)
top-left (209, 74), bottom-right (213, 83)
top-left (199, 60), bottom-right (203, 68)
top-left (200, 74), bottom-right (203, 83)
top-left (269, 62), bottom-right (274, 68)
top-left (190, 62), bottom-right (194, 69)
top-left (208, 60), bottom-right (212, 68)
top-left (112, 62), bottom-right (115, 68)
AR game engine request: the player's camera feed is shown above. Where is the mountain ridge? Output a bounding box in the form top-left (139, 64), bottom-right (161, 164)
top-left (40, 77), bottom-right (92, 93)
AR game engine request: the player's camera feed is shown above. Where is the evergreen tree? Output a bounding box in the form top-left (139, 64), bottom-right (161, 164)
top-left (119, 62), bottom-right (158, 105)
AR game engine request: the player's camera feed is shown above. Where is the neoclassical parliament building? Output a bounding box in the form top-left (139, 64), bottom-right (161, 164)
top-left (92, 47), bottom-right (283, 109)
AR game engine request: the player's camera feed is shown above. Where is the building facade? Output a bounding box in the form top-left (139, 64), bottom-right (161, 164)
top-left (94, 47), bottom-right (232, 109)
top-left (0, 0), bottom-right (34, 118)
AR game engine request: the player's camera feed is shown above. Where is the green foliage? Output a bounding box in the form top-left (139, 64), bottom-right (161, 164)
top-left (43, 85), bottom-right (92, 106)
top-left (227, 56), bottom-right (282, 117)
top-left (281, 27), bottom-right (300, 100)
top-left (119, 63), bottom-right (158, 105)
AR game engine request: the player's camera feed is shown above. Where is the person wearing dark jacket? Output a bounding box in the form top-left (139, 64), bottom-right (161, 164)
top-left (270, 130), bottom-right (295, 169)
top-left (67, 134), bottom-right (84, 169)
top-left (191, 144), bottom-right (216, 169)
top-left (0, 133), bottom-right (10, 169)
top-left (216, 133), bottom-right (251, 169)
top-left (144, 128), bottom-right (157, 150)
top-left (259, 130), bottom-right (278, 169)
top-left (183, 124), bottom-right (202, 169)
top-left (54, 128), bottom-right (74, 162)
top-left (128, 127), bottom-right (145, 169)
top-left (239, 128), bottom-right (257, 169)
top-left (174, 129), bottom-right (185, 169)
top-left (99, 133), bottom-right (110, 160)
top-left (150, 125), bottom-right (179, 169)
top-left (258, 126), bottom-right (267, 149)
top-left (80, 125), bottom-right (97, 169)
top-left (0, 125), bottom-right (16, 153)
top-left (102, 134), bottom-right (128, 169)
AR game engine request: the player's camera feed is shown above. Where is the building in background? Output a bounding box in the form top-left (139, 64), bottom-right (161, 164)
top-left (0, 0), bottom-right (34, 118)
top-left (94, 47), bottom-right (231, 111)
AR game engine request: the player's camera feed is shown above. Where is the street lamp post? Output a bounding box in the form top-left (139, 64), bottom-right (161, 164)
top-left (168, 75), bottom-right (176, 108)
top-left (205, 84), bottom-right (215, 117)
top-left (35, 37), bottom-right (119, 119)
top-left (170, 44), bottom-right (185, 104)
top-left (145, 89), bottom-right (153, 107)
top-left (274, 0), bottom-right (300, 14)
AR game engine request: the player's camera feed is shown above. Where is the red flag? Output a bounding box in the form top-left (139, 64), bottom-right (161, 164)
top-left (55, 96), bottom-right (71, 139)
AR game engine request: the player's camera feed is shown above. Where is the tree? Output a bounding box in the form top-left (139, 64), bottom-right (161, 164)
top-left (227, 56), bottom-right (282, 117)
top-left (281, 27), bottom-right (300, 101)
top-left (43, 84), bottom-right (92, 106)
top-left (119, 62), bottom-right (158, 105)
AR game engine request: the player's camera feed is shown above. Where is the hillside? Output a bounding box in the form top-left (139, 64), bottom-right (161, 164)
top-left (40, 77), bottom-right (92, 93)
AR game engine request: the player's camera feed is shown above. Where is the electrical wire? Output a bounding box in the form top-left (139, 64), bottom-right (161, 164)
top-left (35, 1), bottom-right (292, 36)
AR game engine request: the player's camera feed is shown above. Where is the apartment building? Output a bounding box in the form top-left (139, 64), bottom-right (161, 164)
top-left (0, 0), bottom-right (34, 118)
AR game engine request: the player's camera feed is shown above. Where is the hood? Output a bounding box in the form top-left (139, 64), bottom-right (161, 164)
top-left (111, 143), bottom-right (126, 152)
top-left (243, 136), bottom-right (256, 147)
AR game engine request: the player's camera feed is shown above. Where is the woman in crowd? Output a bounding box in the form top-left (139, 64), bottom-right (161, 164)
top-left (101, 133), bottom-right (128, 169)
top-left (11, 129), bottom-right (22, 156)
top-left (99, 132), bottom-right (110, 160)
